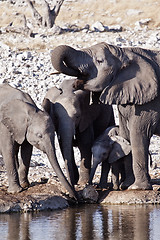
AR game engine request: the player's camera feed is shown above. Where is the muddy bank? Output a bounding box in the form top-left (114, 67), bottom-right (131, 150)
top-left (1, 179), bottom-right (160, 213)
top-left (0, 182), bottom-right (70, 213)
top-left (99, 188), bottom-right (160, 205)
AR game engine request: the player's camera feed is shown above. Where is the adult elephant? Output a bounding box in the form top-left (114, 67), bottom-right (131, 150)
top-left (0, 83), bottom-right (78, 200)
top-left (42, 79), bottom-right (115, 187)
top-left (50, 43), bottom-right (160, 190)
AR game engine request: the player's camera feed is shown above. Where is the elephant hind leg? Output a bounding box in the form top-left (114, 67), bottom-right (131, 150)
top-left (129, 129), bottom-right (152, 190)
top-left (2, 141), bottom-right (22, 193)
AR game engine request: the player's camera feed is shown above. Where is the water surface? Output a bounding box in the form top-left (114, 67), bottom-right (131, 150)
top-left (0, 204), bottom-right (160, 240)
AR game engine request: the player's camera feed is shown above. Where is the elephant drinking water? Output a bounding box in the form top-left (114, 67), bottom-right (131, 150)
top-left (0, 83), bottom-right (78, 200)
top-left (42, 79), bottom-right (115, 187)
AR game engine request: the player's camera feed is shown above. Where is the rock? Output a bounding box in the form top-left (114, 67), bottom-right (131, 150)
top-left (90, 21), bottom-right (105, 32)
top-left (82, 185), bottom-right (99, 203)
top-left (135, 18), bottom-right (151, 30)
top-left (105, 25), bottom-right (123, 32)
top-left (127, 9), bottom-right (143, 16)
top-left (90, 22), bottom-right (122, 32)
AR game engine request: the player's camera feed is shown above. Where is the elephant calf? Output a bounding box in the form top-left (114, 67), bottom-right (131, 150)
top-left (89, 126), bottom-right (132, 190)
top-left (42, 79), bottom-right (115, 187)
top-left (0, 83), bottom-right (77, 200)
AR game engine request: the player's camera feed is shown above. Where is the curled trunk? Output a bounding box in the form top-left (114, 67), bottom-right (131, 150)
top-left (51, 45), bottom-right (80, 76)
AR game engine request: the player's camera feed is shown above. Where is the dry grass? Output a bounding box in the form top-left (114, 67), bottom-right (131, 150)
top-left (0, 0), bottom-right (160, 51)
top-left (0, 0), bottom-right (160, 29)
top-left (56, 0), bottom-right (160, 28)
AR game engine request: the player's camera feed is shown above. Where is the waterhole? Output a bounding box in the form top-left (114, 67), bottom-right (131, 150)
top-left (0, 204), bottom-right (160, 240)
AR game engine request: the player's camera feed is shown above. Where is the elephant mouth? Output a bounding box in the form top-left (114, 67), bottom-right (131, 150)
top-left (72, 71), bottom-right (90, 90)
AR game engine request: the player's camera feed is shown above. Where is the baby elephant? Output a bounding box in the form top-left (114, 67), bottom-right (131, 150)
top-left (0, 83), bottom-right (77, 200)
top-left (89, 126), bottom-right (131, 190)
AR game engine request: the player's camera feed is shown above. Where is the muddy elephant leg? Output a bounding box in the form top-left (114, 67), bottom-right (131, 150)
top-left (99, 161), bottom-right (111, 189)
top-left (18, 140), bottom-right (33, 189)
top-left (77, 126), bottom-right (94, 185)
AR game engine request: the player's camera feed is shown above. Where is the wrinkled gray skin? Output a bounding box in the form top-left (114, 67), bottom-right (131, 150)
top-left (89, 126), bottom-right (132, 190)
top-left (51, 43), bottom-right (160, 190)
top-left (0, 83), bottom-right (78, 200)
top-left (42, 79), bottom-right (115, 187)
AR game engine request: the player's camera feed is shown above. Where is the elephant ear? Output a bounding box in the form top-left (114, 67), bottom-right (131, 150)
top-left (100, 54), bottom-right (159, 105)
top-left (0, 100), bottom-right (32, 144)
top-left (74, 90), bottom-right (90, 132)
top-left (44, 86), bottom-right (62, 103)
top-left (42, 98), bottom-right (51, 114)
top-left (108, 135), bottom-right (131, 163)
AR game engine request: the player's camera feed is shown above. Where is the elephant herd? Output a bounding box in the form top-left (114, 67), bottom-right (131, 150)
top-left (2, 41), bottom-right (160, 202)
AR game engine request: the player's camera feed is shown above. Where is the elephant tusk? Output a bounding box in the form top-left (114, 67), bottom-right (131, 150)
top-left (50, 71), bottom-right (61, 75)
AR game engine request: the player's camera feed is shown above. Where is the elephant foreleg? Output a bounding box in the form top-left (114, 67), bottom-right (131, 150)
top-left (18, 140), bottom-right (33, 189)
top-left (99, 161), bottom-right (111, 189)
top-left (76, 126), bottom-right (94, 185)
top-left (120, 153), bottom-right (135, 190)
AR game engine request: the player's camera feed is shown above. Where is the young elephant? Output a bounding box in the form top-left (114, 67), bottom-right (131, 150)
top-left (89, 126), bottom-right (132, 190)
top-left (42, 79), bottom-right (115, 187)
top-left (0, 83), bottom-right (77, 200)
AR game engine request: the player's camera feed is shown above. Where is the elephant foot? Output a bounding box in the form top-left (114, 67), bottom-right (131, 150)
top-left (8, 185), bottom-right (23, 194)
top-left (97, 182), bottom-right (113, 190)
top-left (21, 181), bottom-right (30, 189)
top-left (112, 184), bottom-right (119, 191)
top-left (78, 177), bottom-right (89, 186)
top-left (128, 182), bottom-right (152, 190)
top-left (120, 176), bottom-right (135, 190)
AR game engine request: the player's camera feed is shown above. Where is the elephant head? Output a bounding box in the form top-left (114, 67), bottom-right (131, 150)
top-left (51, 43), bottom-right (159, 105)
top-left (0, 99), bottom-right (78, 200)
top-left (89, 126), bottom-right (131, 184)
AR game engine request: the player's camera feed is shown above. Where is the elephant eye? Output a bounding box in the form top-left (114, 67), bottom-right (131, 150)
top-left (97, 60), bottom-right (103, 64)
top-left (96, 58), bottom-right (104, 64)
top-left (37, 133), bottom-right (43, 138)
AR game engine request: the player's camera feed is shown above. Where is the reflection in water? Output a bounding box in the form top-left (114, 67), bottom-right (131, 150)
top-left (0, 204), bottom-right (160, 240)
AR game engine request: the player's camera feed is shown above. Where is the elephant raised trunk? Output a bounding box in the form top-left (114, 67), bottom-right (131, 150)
top-left (51, 45), bottom-right (80, 77)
